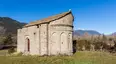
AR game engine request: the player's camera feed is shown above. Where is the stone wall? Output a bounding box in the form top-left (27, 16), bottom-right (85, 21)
top-left (39, 24), bottom-right (48, 55)
top-left (17, 26), bottom-right (40, 55)
top-left (48, 13), bottom-right (73, 55)
top-left (17, 12), bottom-right (73, 55)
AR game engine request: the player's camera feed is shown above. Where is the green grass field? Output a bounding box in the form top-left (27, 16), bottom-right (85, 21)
top-left (0, 50), bottom-right (116, 64)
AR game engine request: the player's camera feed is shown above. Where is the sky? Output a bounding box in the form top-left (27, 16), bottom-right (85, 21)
top-left (0, 0), bottom-right (116, 34)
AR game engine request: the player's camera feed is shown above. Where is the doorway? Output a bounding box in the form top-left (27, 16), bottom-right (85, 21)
top-left (26, 38), bottom-right (30, 52)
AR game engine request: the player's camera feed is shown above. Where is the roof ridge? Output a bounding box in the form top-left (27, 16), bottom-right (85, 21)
top-left (24, 10), bottom-right (72, 27)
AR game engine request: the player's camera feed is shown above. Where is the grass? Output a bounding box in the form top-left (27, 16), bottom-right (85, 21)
top-left (0, 49), bottom-right (8, 56)
top-left (0, 50), bottom-right (116, 64)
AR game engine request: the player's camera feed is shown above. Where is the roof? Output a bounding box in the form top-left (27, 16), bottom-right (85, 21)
top-left (24, 10), bottom-right (72, 27)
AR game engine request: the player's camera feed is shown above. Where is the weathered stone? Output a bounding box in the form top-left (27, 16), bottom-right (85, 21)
top-left (17, 10), bottom-right (74, 56)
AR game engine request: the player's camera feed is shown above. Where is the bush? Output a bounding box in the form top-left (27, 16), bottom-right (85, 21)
top-left (8, 47), bottom-right (15, 54)
top-left (94, 41), bottom-right (103, 51)
top-left (0, 37), bottom-right (6, 49)
top-left (76, 39), bottom-right (91, 51)
top-left (3, 34), bottom-right (14, 45)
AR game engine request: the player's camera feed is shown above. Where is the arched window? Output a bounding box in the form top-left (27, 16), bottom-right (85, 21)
top-left (60, 32), bottom-right (67, 53)
top-left (50, 32), bottom-right (59, 55)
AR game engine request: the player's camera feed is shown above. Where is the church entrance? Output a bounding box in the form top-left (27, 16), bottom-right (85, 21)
top-left (27, 38), bottom-right (30, 52)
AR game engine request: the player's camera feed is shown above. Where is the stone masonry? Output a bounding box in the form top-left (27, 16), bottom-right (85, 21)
top-left (17, 10), bottom-right (74, 55)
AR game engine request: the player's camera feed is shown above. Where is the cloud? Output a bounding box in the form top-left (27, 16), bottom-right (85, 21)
top-left (78, 28), bottom-right (85, 30)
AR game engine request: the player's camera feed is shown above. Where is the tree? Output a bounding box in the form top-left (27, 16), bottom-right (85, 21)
top-left (3, 34), bottom-right (14, 45)
top-left (102, 34), bottom-right (107, 42)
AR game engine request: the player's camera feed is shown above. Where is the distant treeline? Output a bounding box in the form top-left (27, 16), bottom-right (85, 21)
top-left (73, 33), bottom-right (116, 53)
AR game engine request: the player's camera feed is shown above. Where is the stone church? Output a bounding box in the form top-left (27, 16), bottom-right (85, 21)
top-left (17, 10), bottom-right (74, 55)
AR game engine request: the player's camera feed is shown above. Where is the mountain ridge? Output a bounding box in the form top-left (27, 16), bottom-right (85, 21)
top-left (73, 30), bottom-right (101, 36)
top-left (0, 17), bottom-right (27, 35)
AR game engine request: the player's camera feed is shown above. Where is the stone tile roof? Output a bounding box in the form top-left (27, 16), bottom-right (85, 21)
top-left (24, 11), bottom-right (72, 27)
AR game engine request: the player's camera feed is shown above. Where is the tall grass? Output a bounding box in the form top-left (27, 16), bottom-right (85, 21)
top-left (0, 51), bottom-right (116, 64)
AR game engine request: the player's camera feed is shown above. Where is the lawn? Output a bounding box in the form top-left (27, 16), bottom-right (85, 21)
top-left (0, 50), bottom-right (116, 64)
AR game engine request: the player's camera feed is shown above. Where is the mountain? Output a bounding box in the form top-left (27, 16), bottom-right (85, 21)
top-left (73, 30), bottom-right (101, 36)
top-left (0, 17), bottom-right (102, 36)
top-left (0, 17), bottom-right (26, 35)
top-left (111, 32), bottom-right (116, 36)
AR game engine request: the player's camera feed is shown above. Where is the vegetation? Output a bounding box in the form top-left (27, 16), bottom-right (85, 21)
top-left (73, 33), bottom-right (116, 53)
top-left (0, 37), bottom-right (6, 49)
top-left (0, 34), bottom-right (16, 49)
top-left (0, 17), bottom-right (25, 49)
top-left (8, 47), bottom-right (16, 54)
top-left (3, 34), bottom-right (14, 45)
top-left (0, 51), bottom-right (115, 64)
top-left (0, 17), bottom-right (116, 64)
top-left (0, 49), bottom-right (8, 56)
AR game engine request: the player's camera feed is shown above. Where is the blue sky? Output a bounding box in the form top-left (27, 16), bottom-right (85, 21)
top-left (0, 0), bottom-right (116, 34)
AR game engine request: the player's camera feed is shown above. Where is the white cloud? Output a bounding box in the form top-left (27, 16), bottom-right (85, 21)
top-left (78, 28), bottom-right (85, 30)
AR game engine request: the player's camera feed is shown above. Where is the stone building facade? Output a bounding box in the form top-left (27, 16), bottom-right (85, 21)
top-left (17, 10), bottom-right (74, 55)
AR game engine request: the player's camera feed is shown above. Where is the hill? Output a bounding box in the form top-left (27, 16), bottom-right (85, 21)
top-left (73, 30), bottom-right (101, 36)
top-left (0, 17), bottom-right (26, 35)
top-left (111, 32), bottom-right (116, 36)
top-left (0, 17), bottom-right (101, 36)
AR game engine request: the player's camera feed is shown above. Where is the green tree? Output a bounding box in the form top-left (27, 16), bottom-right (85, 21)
top-left (3, 34), bottom-right (14, 45)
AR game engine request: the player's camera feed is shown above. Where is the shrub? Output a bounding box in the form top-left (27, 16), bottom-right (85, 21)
top-left (8, 47), bottom-right (15, 54)
top-left (3, 34), bottom-right (14, 45)
top-left (0, 37), bottom-right (6, 49)
top-left (76, 39), bottom-right (91, 51)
